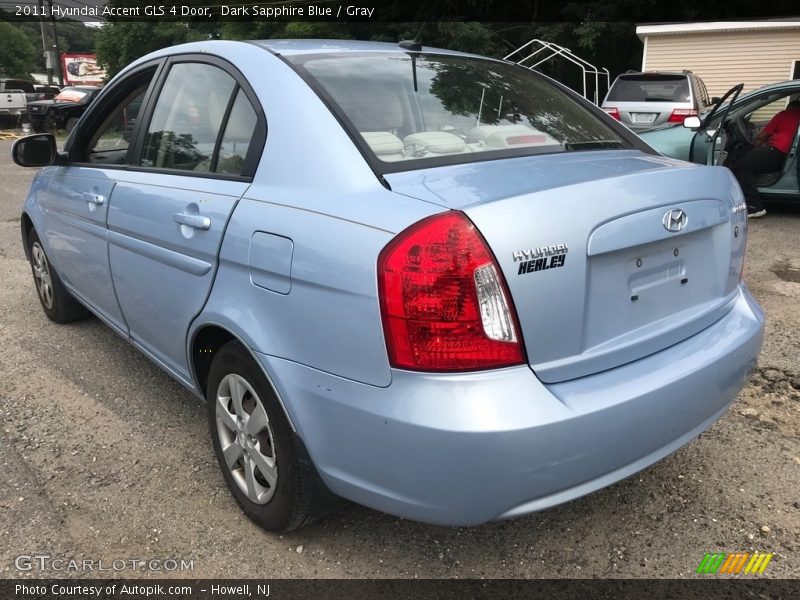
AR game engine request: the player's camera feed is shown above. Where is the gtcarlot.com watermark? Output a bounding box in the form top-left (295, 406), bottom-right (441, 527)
top-left (15, 554), bottom-right (194, 573)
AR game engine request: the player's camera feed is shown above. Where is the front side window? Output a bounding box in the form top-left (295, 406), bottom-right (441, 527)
top-left (141, 63), bottom-right (236, 172)
top-left (289, 53), bottom-right (627, 170)
top-left (85, 85), bottom-right (148, 165)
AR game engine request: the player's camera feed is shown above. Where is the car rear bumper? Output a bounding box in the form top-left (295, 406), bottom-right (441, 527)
top-left (256, 284), bottom-right (764, 526)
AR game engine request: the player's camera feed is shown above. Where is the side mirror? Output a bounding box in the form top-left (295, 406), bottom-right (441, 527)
top-left (11, 134), bottom-right (57, 167)
top-left (682, 116), bottom-right (702, 129)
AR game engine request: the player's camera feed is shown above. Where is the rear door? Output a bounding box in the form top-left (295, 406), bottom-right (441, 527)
top-left (106, 57), bottom-right (265, 382)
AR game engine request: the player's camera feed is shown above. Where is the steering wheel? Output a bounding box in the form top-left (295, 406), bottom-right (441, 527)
top-left (732, 116), bottom-right (755, 145)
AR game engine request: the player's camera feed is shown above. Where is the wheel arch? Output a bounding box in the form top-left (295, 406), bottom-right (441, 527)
top-left (188, 322), bottom-right (298, 432)
top-left (20, 211), bottom-right (34, 261)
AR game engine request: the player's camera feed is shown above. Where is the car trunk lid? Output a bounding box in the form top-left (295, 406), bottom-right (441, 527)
top-left (385, 150), bottom-right (746, 383)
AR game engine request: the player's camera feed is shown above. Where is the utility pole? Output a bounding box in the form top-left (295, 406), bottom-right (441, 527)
top-left (38, 0), bottom-right (53, 84)
top-left (45, 0), bottom-right (64, 86)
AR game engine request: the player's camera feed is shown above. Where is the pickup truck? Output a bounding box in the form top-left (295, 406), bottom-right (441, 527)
top-left (0, 89), bottom-right (27, 126)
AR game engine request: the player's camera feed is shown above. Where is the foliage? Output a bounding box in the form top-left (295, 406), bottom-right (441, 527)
top-left (0, 21), bottom-right (38, 78)
top-left (2, 18), bottom-right (99, 74)
top-left (95, 22), bottom-right (206, 77)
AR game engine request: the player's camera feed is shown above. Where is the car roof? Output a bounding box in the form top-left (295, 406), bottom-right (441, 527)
top-left (618, 71), bottom-right (691, 77)
top-left (249, 38), bottom-right (488, 59)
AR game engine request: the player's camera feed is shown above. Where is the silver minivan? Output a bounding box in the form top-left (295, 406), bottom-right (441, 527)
top-left (602, 71), bottom-right (714, 131)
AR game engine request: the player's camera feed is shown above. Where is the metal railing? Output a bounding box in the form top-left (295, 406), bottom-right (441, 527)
top-left (505, 39), bottom-right (610, 105)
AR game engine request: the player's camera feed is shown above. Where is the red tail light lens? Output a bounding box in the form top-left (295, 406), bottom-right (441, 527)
top-left (602, 107), bottom-right (620, 120)
top-left (668, 108), bottom-right (698, 123)
top-left (378, 211), bottom-right (525, 371)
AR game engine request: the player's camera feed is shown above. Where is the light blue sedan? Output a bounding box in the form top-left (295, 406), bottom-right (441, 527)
top-left (13, 40), bottom-right (765, 531)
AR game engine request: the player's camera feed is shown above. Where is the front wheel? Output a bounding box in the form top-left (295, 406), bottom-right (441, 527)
top-left (207, 341), bottom-right (313, 532)
top-left (27, 229), bottom-right (89, 323)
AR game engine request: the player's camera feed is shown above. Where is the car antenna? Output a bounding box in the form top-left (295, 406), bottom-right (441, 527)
top-left (399, 23), bottom-right (425, 92)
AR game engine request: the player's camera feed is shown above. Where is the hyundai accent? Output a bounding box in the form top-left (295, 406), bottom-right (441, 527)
top-left (14, 40), bottom-right (765, 531)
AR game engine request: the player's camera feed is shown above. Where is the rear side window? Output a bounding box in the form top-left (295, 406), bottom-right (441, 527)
top-left (140, 62), bottom-right (258, 176)
top-left (215, 89), bottom-right (257, 174)
top-left (606, 75), bottom-right (690, 103)
top-left (289, 52), bottom-right (627, 171)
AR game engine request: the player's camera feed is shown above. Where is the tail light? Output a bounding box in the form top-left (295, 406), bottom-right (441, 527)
top-left (378, 211), bottom-right (525, 371)
top-left (602, 107), bottom-right (620, 120)
top-left (668, 108), bottom-right (698, 123)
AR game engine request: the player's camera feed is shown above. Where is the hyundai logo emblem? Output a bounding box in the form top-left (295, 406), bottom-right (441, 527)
top-left (663, 208), bottom-right (688, 233)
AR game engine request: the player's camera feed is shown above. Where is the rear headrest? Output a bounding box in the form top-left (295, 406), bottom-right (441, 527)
top-left (403, 131), bottom-right (466, 155)
top-left (361, 131), bottom-right (403, 156)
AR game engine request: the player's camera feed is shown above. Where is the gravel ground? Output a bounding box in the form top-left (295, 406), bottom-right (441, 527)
top-left (0, 138), bottom-right (798, 579)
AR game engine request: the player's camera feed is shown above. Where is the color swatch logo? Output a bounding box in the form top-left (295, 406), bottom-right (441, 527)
top-left (696, 552), bottom-right (774, 574)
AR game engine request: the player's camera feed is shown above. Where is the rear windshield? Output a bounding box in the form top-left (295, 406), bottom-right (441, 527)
top-left (1, 80), bottom-right (35, 93)
top-left (288, 52), bottom-right (628, 171)
top-left (606, 75), bottom-right (691, 103)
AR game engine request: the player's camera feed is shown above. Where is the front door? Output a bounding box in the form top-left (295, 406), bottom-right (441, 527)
top-left (41, 69), bottom-right (158, 333)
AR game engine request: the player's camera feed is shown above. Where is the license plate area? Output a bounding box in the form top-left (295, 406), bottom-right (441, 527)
top-left (631, 112), bottom-right (657, 123)
top-left (628, 246), bottom-right (687, 298)
top-left (583, 231), bottom-right (724, 350)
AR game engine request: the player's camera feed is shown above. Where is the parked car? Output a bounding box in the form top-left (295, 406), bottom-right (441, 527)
top-left (32, 84), bottom-right (61, 101)
top-left (602, 71), bottom-right (715, 132)
top-left (27, 86), bottom-right (101, 133)
top-left (13, 40), bottom-right (764, 532)
top-left (640, 80), bottom-right (800, 203)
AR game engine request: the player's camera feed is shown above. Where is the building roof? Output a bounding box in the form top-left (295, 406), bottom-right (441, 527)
top-left (636, 20), bottom-right (800, 39)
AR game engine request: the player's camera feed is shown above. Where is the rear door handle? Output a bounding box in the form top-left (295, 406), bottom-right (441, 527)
top-left (88, 193), bottom-right (104, 206)
top-left (174, 212), bottom-right (211, 230)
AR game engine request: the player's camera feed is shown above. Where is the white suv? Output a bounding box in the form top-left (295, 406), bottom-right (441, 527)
top-left (602, 71), bottom-right (714, 131)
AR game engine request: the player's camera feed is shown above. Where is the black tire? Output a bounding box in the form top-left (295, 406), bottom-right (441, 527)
top-left (27, 229), bottom-right (89, 323)
top-left (207, 341), bottom-right (312, 532)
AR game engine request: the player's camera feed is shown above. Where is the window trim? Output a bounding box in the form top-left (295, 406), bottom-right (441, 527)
top-left (129, 53), bottom-right (266, 181)
top-left (210, 84), bottom-right (240, 173)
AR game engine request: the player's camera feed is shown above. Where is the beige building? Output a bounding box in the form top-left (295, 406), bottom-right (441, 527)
top-left (637, 20), bottom-right (800, 105)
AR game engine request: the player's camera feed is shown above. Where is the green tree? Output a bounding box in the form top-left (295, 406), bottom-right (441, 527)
top-left (0, 21), bottom-right (37, 79)
top-left (95, 22), bottom-right (208, 77)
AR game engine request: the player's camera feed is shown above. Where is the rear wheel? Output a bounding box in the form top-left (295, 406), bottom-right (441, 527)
top-left (207, 341), bottom-right (312, 532)
top-left (27, 229), bottom-right (89, 323)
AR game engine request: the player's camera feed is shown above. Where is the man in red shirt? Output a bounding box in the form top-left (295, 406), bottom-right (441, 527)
top-left (728, 99), bottom-right (800, 217)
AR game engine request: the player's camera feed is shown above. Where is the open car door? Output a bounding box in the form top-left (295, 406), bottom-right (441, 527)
top-left (687, 83), bottom-right (744, 164)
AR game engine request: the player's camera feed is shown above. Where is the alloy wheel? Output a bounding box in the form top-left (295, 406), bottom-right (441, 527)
top-left (215, 373), bottom-right (278, 504)
top-left (31, 242), bottom-right (54, 310)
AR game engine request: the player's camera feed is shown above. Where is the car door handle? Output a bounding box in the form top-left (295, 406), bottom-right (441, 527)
top-left (173, 212), bottom-right (211, 230)
top-left (87, 193), bottom-right (105, 206)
